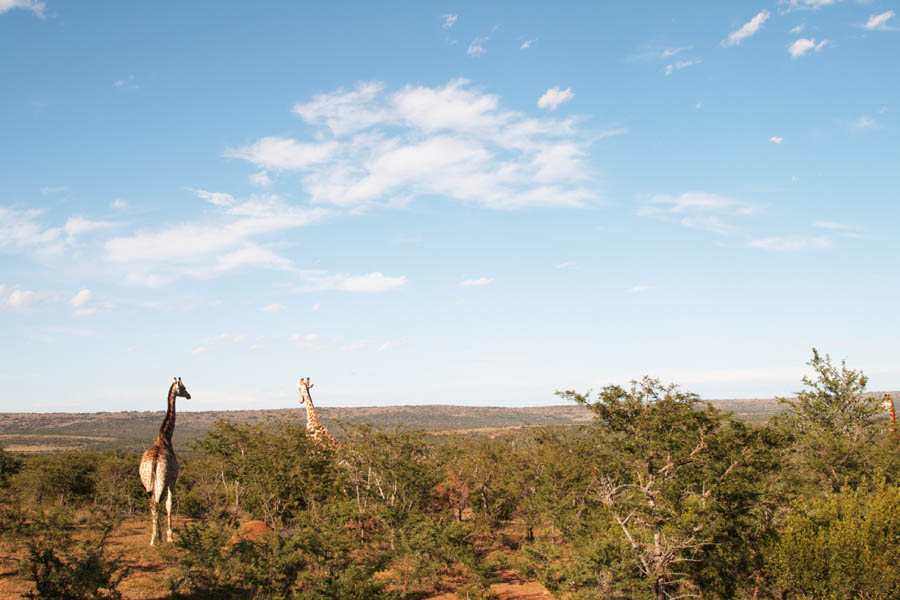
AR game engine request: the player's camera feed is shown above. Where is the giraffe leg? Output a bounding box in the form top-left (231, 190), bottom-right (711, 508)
top-left (165, 486), bottom-right (174, 543)
top-left (149, 500), bottom-right (159, 546)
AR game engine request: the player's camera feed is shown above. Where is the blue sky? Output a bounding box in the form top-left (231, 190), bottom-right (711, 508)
top-left (1, 0), bottom-right (898, 412)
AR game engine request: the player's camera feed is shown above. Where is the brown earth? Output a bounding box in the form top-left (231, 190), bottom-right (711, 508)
top-left (0, 518), bottom-right (552, 600)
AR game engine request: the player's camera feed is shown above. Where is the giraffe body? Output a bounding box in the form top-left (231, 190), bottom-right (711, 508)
top-left (139, 378), bottom-right (190, 545)
top-left (298, 377), bottom-right (337, 447)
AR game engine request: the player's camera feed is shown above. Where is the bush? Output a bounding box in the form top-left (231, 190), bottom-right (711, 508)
top-left (21, 509), bottom-right (126, 600)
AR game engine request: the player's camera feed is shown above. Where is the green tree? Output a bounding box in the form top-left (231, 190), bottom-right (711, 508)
top-left (778, 348), bottom-right (882, 492)
top-left (767, 481), bottom-right (900, 599)
top-left (556, 377), bottom-right (781, 600)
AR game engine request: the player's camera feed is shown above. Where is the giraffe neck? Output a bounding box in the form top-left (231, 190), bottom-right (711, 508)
top-left (157, 383), bottom-right (177, 445)
top-left (303, 392), bottom-right (324, 434)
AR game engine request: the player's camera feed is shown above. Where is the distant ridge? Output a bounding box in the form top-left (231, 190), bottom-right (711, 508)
top-left (1, 393), bottom-right (897, 454)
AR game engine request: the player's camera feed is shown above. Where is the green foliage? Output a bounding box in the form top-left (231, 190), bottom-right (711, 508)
top-left (779, 348), bottom-right (882, 492)
top-left (554, 377), bottom-right (783, 600)
top-left (20, 509), bottom-right (126, 600)
top-left (767, 481), bottom-right (900, 599)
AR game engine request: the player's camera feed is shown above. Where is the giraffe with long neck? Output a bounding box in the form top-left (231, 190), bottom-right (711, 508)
top-left (139, 377), bottom-right (190, 545)
top-left (298, 377), bottom-right (337, 447)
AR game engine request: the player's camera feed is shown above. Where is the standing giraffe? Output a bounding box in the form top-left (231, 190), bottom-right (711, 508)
top-left (139, 377), bottom-right (190, 545)
top-left (298, 377), bottom-right (338, 447)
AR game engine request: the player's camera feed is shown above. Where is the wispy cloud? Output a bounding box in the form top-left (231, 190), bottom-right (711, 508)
top-left (300, 271), bottom-right (408, 292)
top-left (555, 261), bottom-right (577, 270)
top-left (790, 24), bottom-right (806, 34)
top-left (853, 115), bottom-right (880, 130)
top-left (249, 171), bottom-right (272, 188)
top-left (638, 192), bottom-right (755, 236)
top-left (788, 38), bottom-right (828, 58)
top-left (864, 10), bottom-right (894, 30)
top-left (113, 75), bottom-right (139, 90)
top-left (40, 186), bottom-right (68, 195)
top-left (779, 0), bottom-right (840, 12)
top-left (340, 340), bottom-right (373, 352)
top-left (289, 333), bottom-right (321, 347)
top-left (725, 10), bottom-right (771, 46)
top-left (520, 39), bottom-right (535, 50)
top-left (69, 289), bottom-right (92, 307)
top-left (261, 303), bottom-right (285, 312)
top-left (192, 346), bottom-right (215, 355)
top-left (814, 221), bottom-right (862, 237)
top-left (747, 236), bottom-right (832, 250)
top-left (467, 36), bottom-right (488, 57)
top-left (665, 59), bottom-right (700, 76)
top-left (0, 207), bottom-right (112, 258)
top-left (442, 13), bottom-right (457, 29)
top-left (629, 285), bottom-right (653, 293)
top-left (0, 0), bottom-right (45, 17)
top-left (459, 277), bottom-right (493, 287)
top-left (769, 136), bottom-right (784, 143)
top-left (537, 87), bottom-right (573, 110)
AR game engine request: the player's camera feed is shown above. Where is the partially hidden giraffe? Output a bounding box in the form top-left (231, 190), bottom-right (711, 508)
top-left (298, 377), bottom-right (338, 447)
top-left (139, 377), bottom-right (190, 545)
top-left (885, 393), bottom-right (897, 436)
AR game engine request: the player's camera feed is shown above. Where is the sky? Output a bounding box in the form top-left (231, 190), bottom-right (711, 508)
top-left (1, 0), bottom-right (898, 412)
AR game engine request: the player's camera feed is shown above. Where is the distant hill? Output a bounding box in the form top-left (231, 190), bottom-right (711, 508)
top-left (2, 392), bottom-right (897, 454)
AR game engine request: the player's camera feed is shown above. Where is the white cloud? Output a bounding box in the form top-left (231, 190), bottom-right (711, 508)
top-left (629, 285), bottom-right (653, 293)
top-left (747, 236), bottom-right (832, 250)
top-left (63, 217), bottom-right (112, 236)
top-left (111, 199), bottom-right (128, 210)
top-left (520, 39), bottom-right (534, 49)
top-left (725, 10), bottom-right (771, 46)
top-left (790, 24), bottom-right (806, 34)
top-left (769, 136), bottom-right (784, 143)
top-left (467, 37), bottom-right (488, 57)
top-left (69, 289), bottom-right (93, 307)
top-left (261, 303), bottom-right (285, 312)
top-left (442, 14), bottom-right (457, 29)
top-left (2, 286), bottom-right (48, 309)
top-left (537, 87), bottom-right (574, 110)
top-left (225, 137), bottom-right (338, 171)
top-left (192, 346), bottom-right (215, 355)
top-left (0, 0), bottom-right (45, 17)
top-left (866, 9), bottom-right (896, 29)
top-left (249, 171), bottom-right (272, 188)
top-left (312, 303), bottom-right (320, 311)
top-left (104, 195), bottom-right (329, 284)
top-left (459, 277), bottom-right (493, 287)
top-left (555, 261), bottom-right (577, 270)
top-left (187, 187), bottom-right (234, 207)
top-left (260, 79), bottom-right (602, 211)
top-left (789, 38), bottom-right (828, 58)
top-left (300, 271), bottom-right (408, 292)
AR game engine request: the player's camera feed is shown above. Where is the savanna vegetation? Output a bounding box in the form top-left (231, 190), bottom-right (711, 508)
top-left (2, 349), bottom-right (899, 599)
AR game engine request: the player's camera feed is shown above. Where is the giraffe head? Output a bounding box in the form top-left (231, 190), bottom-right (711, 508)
top-left (298, 377), bottom-right (313, 405)
top-left (173, 377), bottom-right (191, 399)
